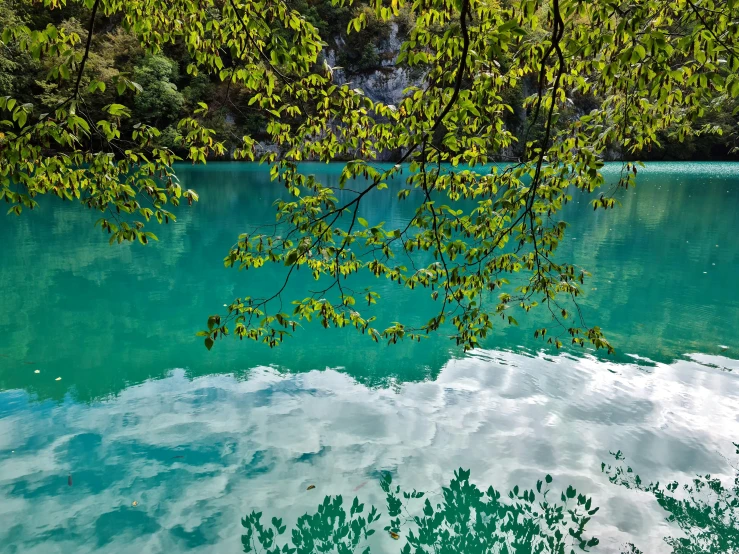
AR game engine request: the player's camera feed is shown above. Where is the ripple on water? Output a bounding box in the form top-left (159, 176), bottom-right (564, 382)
top-left (0, 350), bottom-right (738, 554)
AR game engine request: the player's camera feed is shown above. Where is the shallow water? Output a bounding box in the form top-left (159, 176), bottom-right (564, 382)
top-left (0, 162), bottom-right (737, 553)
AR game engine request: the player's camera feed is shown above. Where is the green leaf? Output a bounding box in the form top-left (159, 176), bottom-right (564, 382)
top-left (88, 80), bottom-right (106, 93)
top-left (284, 250), bottom-right (299, 266)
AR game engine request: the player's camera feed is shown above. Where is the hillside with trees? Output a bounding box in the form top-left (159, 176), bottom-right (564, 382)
top-left (2, 0), bottom-right (737, 162)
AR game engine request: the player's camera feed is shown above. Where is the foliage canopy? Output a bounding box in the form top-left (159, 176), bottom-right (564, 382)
top-left (2, 0), bottom-right (739, 350)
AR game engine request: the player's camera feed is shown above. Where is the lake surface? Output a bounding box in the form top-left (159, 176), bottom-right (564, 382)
top-left (0, 162), bottom-right (737, 553)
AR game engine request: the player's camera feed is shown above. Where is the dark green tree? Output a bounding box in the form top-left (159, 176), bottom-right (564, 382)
top-left (132, 55), bottom-right (185, 130)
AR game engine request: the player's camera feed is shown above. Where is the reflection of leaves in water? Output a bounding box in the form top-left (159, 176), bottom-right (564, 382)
top-left (604, 443), bottom-right (739, 554)
top-left (241, 468), bottom-right (600, 553)
top-left (241, 495), bottom-right (380, 554)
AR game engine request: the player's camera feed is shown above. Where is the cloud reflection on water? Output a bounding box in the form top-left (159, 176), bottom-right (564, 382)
top-left (1, 348), bottom-right (737, 554)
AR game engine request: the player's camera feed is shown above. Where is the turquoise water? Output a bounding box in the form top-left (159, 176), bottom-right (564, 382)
top-left (0, 162), bottom-right (737, 553)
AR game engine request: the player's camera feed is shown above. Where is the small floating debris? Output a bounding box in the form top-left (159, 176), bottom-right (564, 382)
top-left (171, 455), bottom-right (184, 459)
top-left (23, 362), bottom-right (35, 365)
top-left (719, 345), bottom-right (729, 350)
top-left (68, 475), bottom-right (72, 487)
top-left (34, 370), bottom-right (40, 374)
top-left (389, 532), bottom-right (400, 540)
top-left (306, 485), bottom-right (316, 491)
top-left (55, 377), bottom-right (62, 381)
top-left (132, 501), bottom-right (138, 507)
top-left (353, 481), bottom-right (368, 492)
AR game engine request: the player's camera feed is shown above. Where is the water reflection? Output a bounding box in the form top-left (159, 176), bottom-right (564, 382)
top-left (1, 349), bottom-right (738, 553)
top-left (0, 163), bottom-right (738, 553)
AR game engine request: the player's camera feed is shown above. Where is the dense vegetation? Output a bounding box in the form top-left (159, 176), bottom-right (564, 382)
top-left (2, 0), bottom-right (739, 352)
top-left (2, 0), bottom-right (737, 161)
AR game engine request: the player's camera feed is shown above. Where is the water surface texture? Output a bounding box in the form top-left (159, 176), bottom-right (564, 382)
top-left (0, 162), bottom-right (738, 553)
